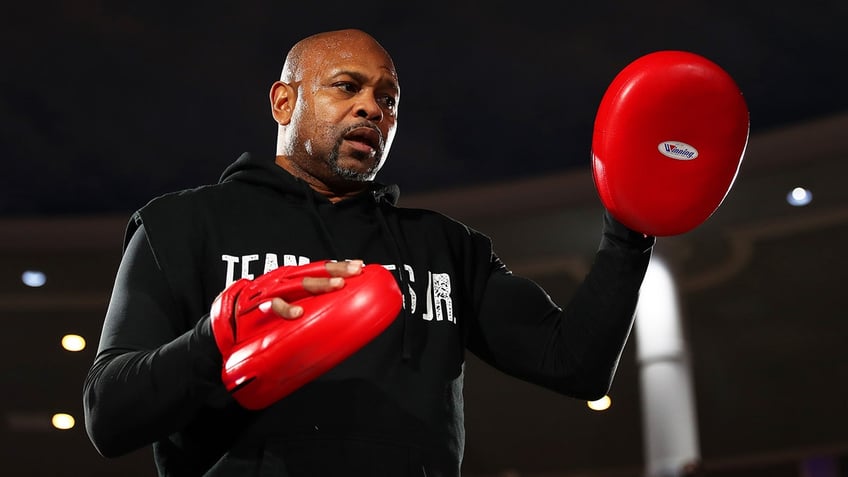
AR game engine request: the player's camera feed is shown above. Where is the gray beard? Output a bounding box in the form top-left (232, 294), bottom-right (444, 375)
top-left (327, 145), bottom-right (378, 182)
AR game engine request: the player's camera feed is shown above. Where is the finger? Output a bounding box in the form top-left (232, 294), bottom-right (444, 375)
top-left (268, 297), bottom-right (303, 320)
top-left (301, 276), bottom-right (345, 294)
top-left (324, 259), bottom-right (364, 277)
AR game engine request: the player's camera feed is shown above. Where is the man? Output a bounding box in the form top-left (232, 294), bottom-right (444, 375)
top-left (83, 28), bottom-right (654, 476)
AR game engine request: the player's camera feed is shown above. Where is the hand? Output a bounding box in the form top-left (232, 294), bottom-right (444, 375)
top-left (210, 260), bottom-right (366, 352)
top-left (270, 260), bottom-right (365, 319)
top-left (209, 259), bottom-right (402, 409)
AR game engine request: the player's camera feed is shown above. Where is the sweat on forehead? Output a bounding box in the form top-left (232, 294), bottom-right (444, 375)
top-left (279, 29), bottom-right (392, 82)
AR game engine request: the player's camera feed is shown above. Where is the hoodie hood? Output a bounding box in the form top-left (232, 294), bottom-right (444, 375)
top-left (218, 152), bottom-right (400, 206)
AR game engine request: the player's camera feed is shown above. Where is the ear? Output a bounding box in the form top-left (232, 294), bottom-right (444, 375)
top-left (270, 81), bottom-right (296, 125)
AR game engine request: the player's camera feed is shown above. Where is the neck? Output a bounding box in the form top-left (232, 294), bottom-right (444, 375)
top-left (274, 156), bottom-right (368, 203)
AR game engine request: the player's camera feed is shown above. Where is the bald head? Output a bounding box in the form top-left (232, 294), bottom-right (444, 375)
top-left (280, 29), bottom-right (396, 84)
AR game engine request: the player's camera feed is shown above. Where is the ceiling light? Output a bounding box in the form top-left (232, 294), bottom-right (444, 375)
top-left (787, 187), bottom-right (812, 206)
top-left (21, 270), bottom-right (46, 287)
top-left (51, 413), bottom-right (75, 430)
top-left (61, 334), bottom-right (86, 352)
top-left (587, 395), bottom-right (611, 411)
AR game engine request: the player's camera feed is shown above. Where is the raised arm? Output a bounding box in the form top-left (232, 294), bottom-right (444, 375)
top-left (468, 211), bottom-right (654, 400)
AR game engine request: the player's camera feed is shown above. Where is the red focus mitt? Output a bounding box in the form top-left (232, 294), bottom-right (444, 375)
top-left (592, 50), bottom-right (750, 236)
top-left (209, 261), bottom-right (402, 410)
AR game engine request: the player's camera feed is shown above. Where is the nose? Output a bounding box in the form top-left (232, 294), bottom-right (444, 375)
top-left (355, 92), bottom-right (384, 122)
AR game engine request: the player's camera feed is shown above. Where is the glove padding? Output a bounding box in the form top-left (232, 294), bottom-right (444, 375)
top-left (592, 50), bottom-right (750, 236)
top-left (210, 261), bottom-right (402, 410)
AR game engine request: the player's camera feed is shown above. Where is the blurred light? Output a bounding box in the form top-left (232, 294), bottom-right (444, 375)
top-left (787, 187), bottom-right (812, 206)
top-left (635, 258), bottom-right (682, 359)
top-left (51, 413), bottom-right (75, 430)
top-left (61, 334), bottom-right (86, 352)
top-left (21, 270), bottom-right (47, 287)
top-left (587, 395), bottom-right (611, 411)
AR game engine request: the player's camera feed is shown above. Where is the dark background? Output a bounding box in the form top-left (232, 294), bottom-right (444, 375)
top-left (3, 0), bottom-right (846, 216)
top-left (1, 1), bottom-right (847, 476)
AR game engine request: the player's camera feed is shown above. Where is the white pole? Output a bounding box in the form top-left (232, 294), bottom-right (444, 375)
top-left (634, 258), bottom-right (701, 477)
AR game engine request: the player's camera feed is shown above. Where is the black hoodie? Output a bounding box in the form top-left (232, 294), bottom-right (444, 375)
top-left (84, 152), bottom-right (654, 477)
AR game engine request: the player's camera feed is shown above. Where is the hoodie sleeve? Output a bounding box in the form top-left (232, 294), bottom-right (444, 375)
top-left (83, 224), bottom-right (230, 458)
top-left (467, 210), bottom-right (655, 400)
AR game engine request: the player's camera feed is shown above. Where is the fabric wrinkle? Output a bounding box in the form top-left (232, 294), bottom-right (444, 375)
top-left (373, 191), bottom-right (415, 361)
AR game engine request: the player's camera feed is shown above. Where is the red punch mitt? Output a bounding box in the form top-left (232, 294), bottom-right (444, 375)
top-left (209, 261), bottom-right (402, 410)
top-left (592, 50), bottom-right (750, 236)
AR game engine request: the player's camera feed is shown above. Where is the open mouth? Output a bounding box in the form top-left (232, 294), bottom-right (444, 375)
top-left (343, 127), bottom-right (382, 154)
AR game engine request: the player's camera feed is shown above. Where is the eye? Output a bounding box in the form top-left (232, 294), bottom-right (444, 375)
top-left (380, 95), bottom-right (397, 110)
top-left (334, 81), bottom-right (359, 94)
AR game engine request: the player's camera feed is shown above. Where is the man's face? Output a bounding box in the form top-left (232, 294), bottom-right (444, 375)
top-left (288, 36), bottom-right (400, 186)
